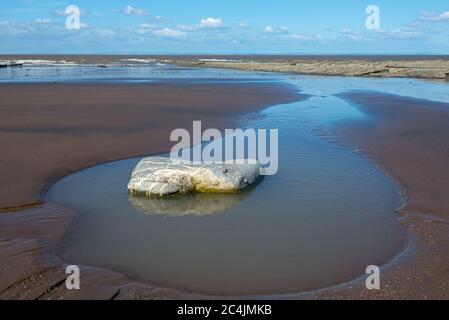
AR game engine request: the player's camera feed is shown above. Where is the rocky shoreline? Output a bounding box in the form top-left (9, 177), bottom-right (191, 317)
top-left (2, 55), bottom-right (448, 80)
top-left (167, 57), bottom-right (449, 80)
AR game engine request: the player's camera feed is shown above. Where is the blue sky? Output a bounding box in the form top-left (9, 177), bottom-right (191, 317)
top-left (0, 0), bottom-right (448, 54)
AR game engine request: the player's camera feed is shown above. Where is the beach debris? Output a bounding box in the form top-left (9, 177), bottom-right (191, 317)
top-left (128, 157), bottom-right (261, 197)
top-left (0, 61), bottom-right (23, 68)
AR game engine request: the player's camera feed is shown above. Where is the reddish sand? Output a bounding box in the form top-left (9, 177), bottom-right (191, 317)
top-left (0, 82), bottom-right (300, 209)
top-left (2, 84), bottom-right (449, 299)
top-left (0, 81), bottom-right (302, 299)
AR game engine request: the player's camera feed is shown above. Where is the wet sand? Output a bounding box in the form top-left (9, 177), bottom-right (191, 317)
top-left (302, 92), bottom-right (449, 299)
top-left (1, 79), bottom-right (449, 299)
top-left (0, 203), bottom-right (202, 299)
top-left (0, 82), bottom-right (299, 209)
top-left (0, 81), bottom-right (302, 299)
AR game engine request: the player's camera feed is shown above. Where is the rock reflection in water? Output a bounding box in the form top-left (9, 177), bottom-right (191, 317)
top-left (128, 192), bottom-right (249, 217)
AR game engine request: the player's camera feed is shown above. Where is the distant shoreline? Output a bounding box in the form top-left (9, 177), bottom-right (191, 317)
top-left (2, 54), bottom-right (449, 60)
top-left (169, 56), bottom-right (449, 80)
top-left (2, 54), bottom-right (448, 80)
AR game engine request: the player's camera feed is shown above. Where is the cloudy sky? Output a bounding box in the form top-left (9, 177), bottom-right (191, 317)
top-left (0, 0), bottom-right (448, 54)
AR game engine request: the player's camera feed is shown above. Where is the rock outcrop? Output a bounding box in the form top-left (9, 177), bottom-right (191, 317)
top-left (128, 157), bottom-right (261, 197)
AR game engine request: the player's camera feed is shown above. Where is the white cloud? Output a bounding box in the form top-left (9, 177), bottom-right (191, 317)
top-left (199, 17), bottom-right (223, 28)
top-left (140, 22), bottom-right (155, 29)
top-left (123, 5), bottom-right (149, 17)
top-left (52, 9), bottom-right (66, 17)
top-left (152, 27), bottom-right (186, 38)
top-left (52, 8), bottom-right (87, 17)
top-left (339, 28), bottom-right (361, 40)
top-left (337, 27), bottom-right (423, 42)
top-left (288, 34), bottom-right (312, 40)
top-left (177, 24), bottom-right (196, 31)
top-left (175, 18), bottom-right (224, 33)
top-left (0, 20), bottom-right (37, 35)
top-left (35, 18), bottom-right (52, 24)
top-left (377, 29), bottom-right (422, 40)
top-left (94, 28), bottom-right (115, 37)
top-left (420, 11), bottom-right (449, 22)
top-left (3, 8), bottom-right (444, 52)
top-left (264, 26), bottom-right (288, 34)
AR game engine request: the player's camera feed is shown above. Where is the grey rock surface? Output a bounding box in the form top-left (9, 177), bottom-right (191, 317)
top-left (128, 157), bottom-right (261, 197)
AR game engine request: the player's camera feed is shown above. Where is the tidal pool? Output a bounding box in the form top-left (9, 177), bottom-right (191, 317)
top-left (44, 70), bottom-right (449, 295)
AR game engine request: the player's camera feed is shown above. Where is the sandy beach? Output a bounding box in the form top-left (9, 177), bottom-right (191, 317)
top-left (0, 81), bottom-right (301, 299)
top-left (0, 82), bottom-right (300, 209)
top-left (1, 61), bottom-right (449, 299)
top-left (4, 0), bottom-right (449, 310)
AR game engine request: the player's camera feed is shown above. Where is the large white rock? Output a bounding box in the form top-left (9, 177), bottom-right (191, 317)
top-left (128, 157), bottom-right (261, 197)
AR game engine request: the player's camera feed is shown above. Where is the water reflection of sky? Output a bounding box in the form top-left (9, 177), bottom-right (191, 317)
top-left (1, 63), bottom-right (448, 103)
